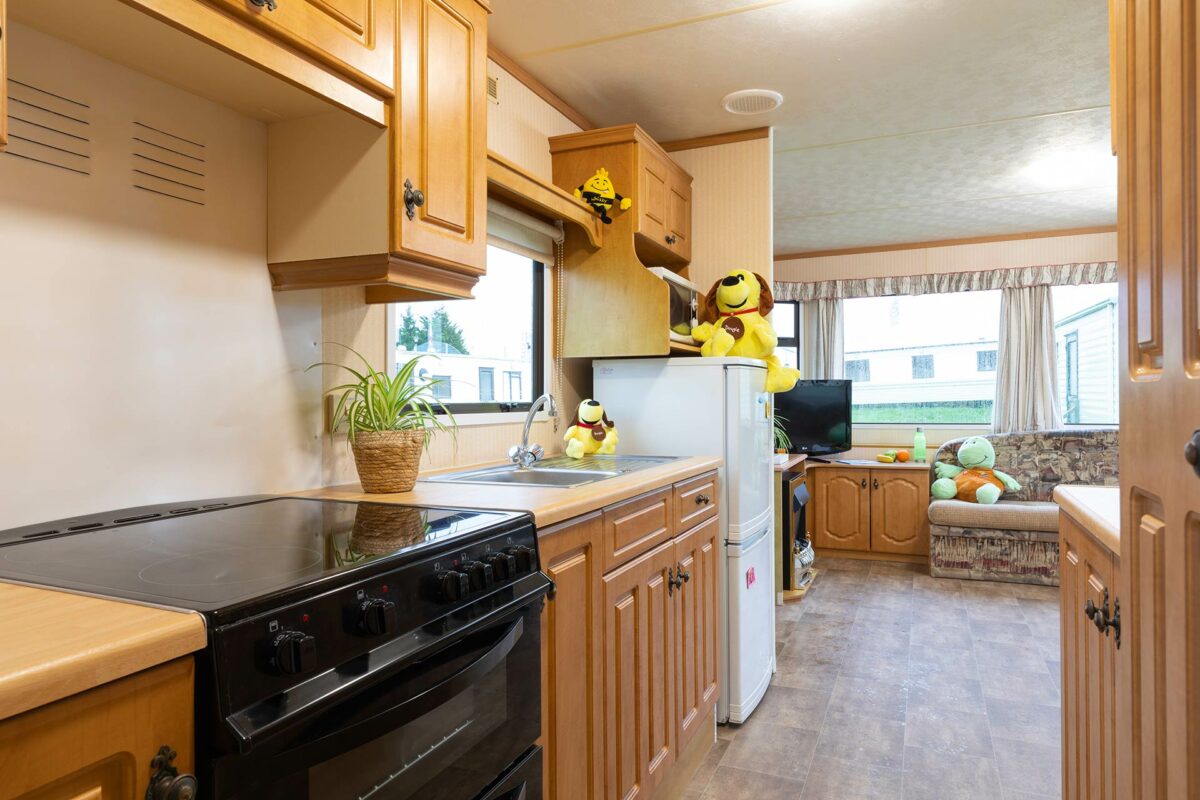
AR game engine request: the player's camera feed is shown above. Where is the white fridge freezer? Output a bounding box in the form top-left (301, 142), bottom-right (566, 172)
top-left (594, 357), bottom-right (775, 724)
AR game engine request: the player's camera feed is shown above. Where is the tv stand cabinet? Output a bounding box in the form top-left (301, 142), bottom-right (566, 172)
top-left (806, 461), bottom-right (931, 562)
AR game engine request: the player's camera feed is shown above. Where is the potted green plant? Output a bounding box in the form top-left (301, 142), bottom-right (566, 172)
top-left (773, 414), bottom-right (792, 458)
top-left (310, 345), bottom-right (455, 493)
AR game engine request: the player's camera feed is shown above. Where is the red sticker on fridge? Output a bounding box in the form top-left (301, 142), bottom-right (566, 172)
top-left (746, 566), bottom-right (756, 588)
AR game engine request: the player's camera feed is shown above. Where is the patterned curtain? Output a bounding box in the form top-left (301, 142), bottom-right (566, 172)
top-left (774, 261), bottom-right (1117, 302)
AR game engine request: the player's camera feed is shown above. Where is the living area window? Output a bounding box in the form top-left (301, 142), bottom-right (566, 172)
top-left (774, 301), bottom-right (800, 370)
top-left (1052, 283), bottom-right (1118, 425)
top-left (388, 246), bottom-right (545, 415)
top-left (844, 291), bottom-right (1001, 424)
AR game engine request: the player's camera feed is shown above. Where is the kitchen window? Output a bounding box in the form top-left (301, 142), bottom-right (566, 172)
top-left (388, 246), bottom-right (545, 415)
top-left (774, 301), bottom-right (799, 370)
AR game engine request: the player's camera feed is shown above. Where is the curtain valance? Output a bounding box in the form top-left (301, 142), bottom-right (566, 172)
top-left (774, 261), bottom-right (1118, 302)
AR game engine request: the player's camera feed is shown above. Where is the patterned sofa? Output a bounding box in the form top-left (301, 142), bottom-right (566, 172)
top-left (927, 429), bottom-right (1119, 585)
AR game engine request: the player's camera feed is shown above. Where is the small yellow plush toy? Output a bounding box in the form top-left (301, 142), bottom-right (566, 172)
top-left (691, 269), bottom-right (801, 393)
top-left (564, 399), bottom-right (618, 459)
top-left (574, 168), bottom-right (632, 225)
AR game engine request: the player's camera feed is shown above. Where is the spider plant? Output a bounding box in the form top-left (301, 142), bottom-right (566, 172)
top-left (773, 413), bottom-right (792, 453)
top-left (308, 344), bottom-right (456, 446)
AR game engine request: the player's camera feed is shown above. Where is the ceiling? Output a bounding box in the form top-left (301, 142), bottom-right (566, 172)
top-left (489, 0), bottom-right (1115, 255)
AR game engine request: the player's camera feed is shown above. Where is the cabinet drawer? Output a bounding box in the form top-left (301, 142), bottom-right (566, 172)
top-left (603, 487), bottom-right (674, 571)
top-left (674, 471), bottom-right (718, 532)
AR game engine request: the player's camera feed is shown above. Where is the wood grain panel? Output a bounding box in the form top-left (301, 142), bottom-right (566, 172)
top-left (540, 513), bottom-right (603, 800)
top-left (1060, 530), bottom-right (1082, 800)
top-left (0, 657), bottom-right (193, 800)
top-left (812, 469), bottom-right (870, 551)
top-left (1083, 537), bottom-right (1117, 800)
top-left (868, 469), bottom-right (930, 555)
top-left (1134, 508), bottom-right (1166, 799)
top-left (673, 471), bottom-right (718, 533)
top-left (643, 548), bottom-right (675, 794)
top-left (394, 0), bottom-right (487, 273)
top-left (603, 487), bottom-right (673, 572)
top-left (673, 515), bottom-right (718, 752)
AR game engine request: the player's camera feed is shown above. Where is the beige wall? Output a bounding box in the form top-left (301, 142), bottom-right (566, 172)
top-left (774, 230), bottom-right (1118, 451)
top-left (775, 231), bottom-right (1117, 283)
top-left (0, 25), bottom-right (323, 528)
top-left (670, 134), bottom-right (775, 293)
top-left (318, 58), bottom-right (587, 486)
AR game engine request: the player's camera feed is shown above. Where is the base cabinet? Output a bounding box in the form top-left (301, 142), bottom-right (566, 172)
top-left (1059, 512), bottom-right (1119, 800)
top-left (0, 657), bottom-right (194, 800)
top-left (540, 472), bottom-right (720, 800)
top-left (811, 466), bottom-right (930, 557)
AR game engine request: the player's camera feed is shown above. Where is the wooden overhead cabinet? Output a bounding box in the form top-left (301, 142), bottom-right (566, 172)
top-left (201, 0), bottom-right (395, 95)
top-left (539, 473), bottom-right (719, 800)
top-left (266, 0), bottom-right (490, 301)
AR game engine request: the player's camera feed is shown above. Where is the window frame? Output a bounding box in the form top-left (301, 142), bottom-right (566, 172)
top-left (774, 301), bottom-right (800, 369)
top-left (386, 258), bottom-right (546, 418)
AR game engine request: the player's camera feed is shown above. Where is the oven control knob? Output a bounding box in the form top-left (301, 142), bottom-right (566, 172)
top-left (358, 597), bottom-right (397, 636)
top-left (507, 544), bottom-right (536, 574)
top-left (271, 630), bottom-right (317, 675)
top-left (462, 560), bottom-right (495, 591)
top-left (485, 552), bottom-right (517, 581)
top-left (438, 570), bottom-right (470, 602)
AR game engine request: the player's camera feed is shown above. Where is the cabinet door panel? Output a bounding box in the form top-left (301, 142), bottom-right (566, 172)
top-left (812, 469), bottom-right (870, 551)
top-left (602, 539), bottom-right (675, 800)
top-left (540, 514), bottom-right (604, 800)
top-left (1060, 526), bottom-right (1083, 800)
top-left (394, 0), bottom-right (487, 274)
top-left (203, 0), bottom-right (394, 91)
top-left (1082, 535), bottom-right (1117, 800)
top-left (638, 153), bottom-right (668, 243)
top-left (667, 179), bottom-right (690, 261)
top-left (869, 470), bottom-right (929, 555)
top-left (673, 516), bottom-right (718, 753)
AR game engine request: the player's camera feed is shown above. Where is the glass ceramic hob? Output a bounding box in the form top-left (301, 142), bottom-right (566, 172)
top-left (0, 497), bottom-right (526, 614)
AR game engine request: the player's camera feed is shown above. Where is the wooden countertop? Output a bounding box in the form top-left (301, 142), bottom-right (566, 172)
top-left (805, 458), bottom-right (931, 471)
top-left (297, 455), bottom-right (723, 528)
top-left (1055, 485), bottom-right (1120, 556)
top-left (773, 454), bottom-right (807, 473)
top-left (0, 583), bottom-right (206, 721)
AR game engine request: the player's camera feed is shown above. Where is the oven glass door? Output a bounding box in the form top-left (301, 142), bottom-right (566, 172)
top-left (227, 603), bottom-right (541, 800)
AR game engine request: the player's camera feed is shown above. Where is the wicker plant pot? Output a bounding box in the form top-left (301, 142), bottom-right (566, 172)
top-left (350, 430), bottom-right (425, 493)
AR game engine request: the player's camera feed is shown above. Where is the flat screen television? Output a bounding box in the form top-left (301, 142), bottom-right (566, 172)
top-left (773, 379), bottom-right (852, 456)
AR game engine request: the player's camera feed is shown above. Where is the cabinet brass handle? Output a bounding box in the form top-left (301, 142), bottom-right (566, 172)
top-left (1084, 590), bottom-right (1122, 649)
top-left (403, 179), bottom-right (426, 220)
top-left (666, 234), bottom-right (677, 245)
top-left (695, 493), bottom-right (710, 506)
top-left (873, 478), bottom-right (879, 490)
top-left (861, 478), bottom-right (867, 489)
top-left (249, 0), bottom-right (278, 10)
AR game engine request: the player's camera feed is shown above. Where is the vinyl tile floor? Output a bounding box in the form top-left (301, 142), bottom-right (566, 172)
top-left (685, 558), bottom-right (1062, 800)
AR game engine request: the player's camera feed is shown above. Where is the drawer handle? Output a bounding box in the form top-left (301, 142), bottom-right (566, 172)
top-left (861, 478), bottom-right (867, 489)
top-left (249, 0), bottom-right (278, 10)
top-left (666, 234), bottom-right (678, 245)
top-left (403, 179), bottom-right (426, 220)
top-left (872, 478), bottom-right (879, 490)
top-left (668, 564), bottom-right (691, 593)
top-left (695, 493), bottom-right (711, 506)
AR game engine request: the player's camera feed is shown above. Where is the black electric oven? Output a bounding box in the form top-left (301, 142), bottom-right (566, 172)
top-left (208, 597), bottom-right (544, 800)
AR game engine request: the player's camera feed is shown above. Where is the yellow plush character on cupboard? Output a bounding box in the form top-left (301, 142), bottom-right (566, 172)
top-left (563, 399), bottom-right (619, 459)
top-left (691, 269), bottom-right (801, 393)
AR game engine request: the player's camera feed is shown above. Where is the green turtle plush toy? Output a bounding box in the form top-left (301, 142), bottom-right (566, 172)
top-left (930, 436), bottom-right (1022, 505)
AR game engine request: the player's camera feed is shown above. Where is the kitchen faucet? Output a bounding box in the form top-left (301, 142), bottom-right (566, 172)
top-left (509, 393), bottom-right (557, 469)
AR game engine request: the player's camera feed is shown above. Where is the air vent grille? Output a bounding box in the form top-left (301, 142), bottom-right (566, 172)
top-left (130, 121), bottom-right (206, 206)
top-left (722, 89), bottom-right (784, 115)
top-left (487, 74), bottom-right (500, 105)
top-left (4, 78), bottom-right (92, 175)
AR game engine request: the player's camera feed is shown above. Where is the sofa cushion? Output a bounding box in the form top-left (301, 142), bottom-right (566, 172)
top-left (928, 499), bottom-right (1060, 533)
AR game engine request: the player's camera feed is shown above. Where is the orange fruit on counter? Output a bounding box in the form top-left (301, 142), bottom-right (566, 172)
top-left (896, 450), bottom-right (910, 462)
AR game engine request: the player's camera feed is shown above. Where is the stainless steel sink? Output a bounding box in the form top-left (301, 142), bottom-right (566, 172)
top-left (422, 455), bottom-right (679, 489)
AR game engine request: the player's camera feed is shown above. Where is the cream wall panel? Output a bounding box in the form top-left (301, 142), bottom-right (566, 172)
top-left (775, 231), bottom-right (1118, 283)
top-left (486, 59), bottom-right (583, 181)
top-left (670, 135), bottom-right (774, 293)
top-left (0, 25), bottom-right (322, 529)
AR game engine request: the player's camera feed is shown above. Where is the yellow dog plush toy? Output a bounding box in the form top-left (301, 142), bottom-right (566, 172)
top-left (691, 270), bottom-right (801, 393)
top-left (563, 399), bottom-right (618, 459)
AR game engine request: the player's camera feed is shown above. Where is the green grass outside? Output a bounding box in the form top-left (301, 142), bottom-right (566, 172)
top-left (852, 401), bottom-right (993, 424)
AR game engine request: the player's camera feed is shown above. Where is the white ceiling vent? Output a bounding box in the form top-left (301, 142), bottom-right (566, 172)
top-left (722, 89), bottom-right (783, 115)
